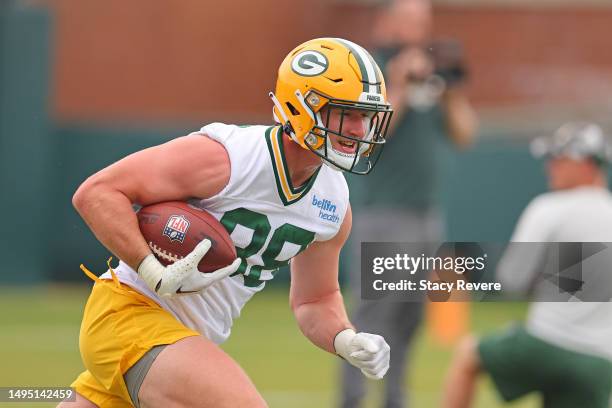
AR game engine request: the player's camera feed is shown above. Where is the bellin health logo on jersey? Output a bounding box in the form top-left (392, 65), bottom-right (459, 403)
top-left (163, 215), bottom-right (190, 243)
top-left (312, 195), bottom-right (339, 223)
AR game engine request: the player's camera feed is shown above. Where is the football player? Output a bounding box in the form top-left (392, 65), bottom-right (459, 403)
top-left (58, 38), bottom-right (393, 408)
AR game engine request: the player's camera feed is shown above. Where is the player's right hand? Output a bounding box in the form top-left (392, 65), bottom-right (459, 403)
top-left (137, 239), bottom-right (241, 298)
top-left (334, 328), bottom-right (390, 380)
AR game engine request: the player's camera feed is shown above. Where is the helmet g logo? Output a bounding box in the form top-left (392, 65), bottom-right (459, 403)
top-left (291, 50), bottom-right (328, 77)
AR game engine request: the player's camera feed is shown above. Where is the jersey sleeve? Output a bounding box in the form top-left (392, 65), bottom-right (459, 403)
top-left (193, 122), bottom-right (233, 144)
top-left (511, 194), bottom-right (560, 242)
top-left (190, 123), bottom-right (272, 206)
top-left (496, 194), bottom-right (562, 294)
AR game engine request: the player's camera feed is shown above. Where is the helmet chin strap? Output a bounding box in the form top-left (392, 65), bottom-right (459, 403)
top-left (323, 137), bottom-right (363, 172)
top-left (359, 124), bottom-right (376, 155)
top-left (321, 124), bottom-right (376, 172)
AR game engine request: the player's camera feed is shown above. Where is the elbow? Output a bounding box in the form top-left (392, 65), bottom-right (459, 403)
top-left (72, 183), bottom-right (86, 213)
top-left (453, 119), bottom-right (479, 150)
top-left (72, 174), bottom-right (104, 214)
top-left (444, 100), bottom-right (479, 149)
top-left (290, 288), bottom-right (341, 316)
top-left (289, 293), bottom-right (314, 321)
top-left (289, 297), bottom-right (310, 336)
top-left (289, 294), bottom-right (303, 315)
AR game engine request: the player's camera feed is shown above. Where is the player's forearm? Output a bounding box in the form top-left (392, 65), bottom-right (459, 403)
top-left (73, 179), bottom-right (151, 270)
top-left (291, 289), bottom-right (354, 354)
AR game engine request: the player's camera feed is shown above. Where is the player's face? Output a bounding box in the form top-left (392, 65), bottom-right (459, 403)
top-left (322, 106), bottom-right (375, 155)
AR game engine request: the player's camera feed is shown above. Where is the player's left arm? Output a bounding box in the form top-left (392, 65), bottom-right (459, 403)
top-left (290, 206), bottom-right (390, 380)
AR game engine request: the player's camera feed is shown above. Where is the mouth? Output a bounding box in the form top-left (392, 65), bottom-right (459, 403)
top-left (335, 139), bottom-right (358, 154)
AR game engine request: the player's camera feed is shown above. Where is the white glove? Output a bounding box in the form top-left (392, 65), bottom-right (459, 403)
top-left (334, 328), bottom-right (390, 380)
top-left (137, 239), bottom-right (241, 298)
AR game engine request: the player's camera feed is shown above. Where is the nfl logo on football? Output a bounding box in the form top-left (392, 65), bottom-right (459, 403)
top-left (163, 215), bottom-right (190, 243)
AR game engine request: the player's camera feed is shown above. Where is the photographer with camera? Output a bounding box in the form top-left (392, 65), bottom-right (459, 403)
top-left (340, 1), bottom-right (478, 407)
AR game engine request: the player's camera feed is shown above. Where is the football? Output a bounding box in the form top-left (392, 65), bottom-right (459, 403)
top-left (137, 201), bottom-right (237, 273)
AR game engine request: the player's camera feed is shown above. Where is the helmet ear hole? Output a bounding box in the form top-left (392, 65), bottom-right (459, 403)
top-left (286, 102), bottom-right (300, 116)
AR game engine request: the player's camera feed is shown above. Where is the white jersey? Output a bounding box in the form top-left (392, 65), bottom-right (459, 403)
top-left (101, 123), bottom-right (349, 344)
top-left (504, 186), bottom-right (612, 360)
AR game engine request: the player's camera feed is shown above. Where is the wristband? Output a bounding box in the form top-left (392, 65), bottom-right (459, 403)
top-left (137, 254), bottom-right (164, 292)
top-left (334, 328), bottom-right (356, 357)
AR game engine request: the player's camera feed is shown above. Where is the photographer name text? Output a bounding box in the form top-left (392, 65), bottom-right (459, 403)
top-left (372, 279), bottom-right (501, 292)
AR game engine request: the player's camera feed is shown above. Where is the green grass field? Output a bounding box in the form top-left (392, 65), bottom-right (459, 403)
top-left (0, 285), bottom-right (539, 408)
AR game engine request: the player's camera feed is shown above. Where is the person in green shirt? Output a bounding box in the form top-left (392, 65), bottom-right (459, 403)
top-left (340, 1), bottom-right (478, 407)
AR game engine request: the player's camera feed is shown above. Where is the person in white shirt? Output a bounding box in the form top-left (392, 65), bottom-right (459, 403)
top-left (58, 38), bottom-right (393, 408)
top-left (442, 122), bottom-right (612, 408)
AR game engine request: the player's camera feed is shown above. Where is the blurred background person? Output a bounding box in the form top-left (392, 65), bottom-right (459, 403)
top-left (340, 0), bottom-right (478, 407)
top-left (442, 122), bottom-right (612, 408)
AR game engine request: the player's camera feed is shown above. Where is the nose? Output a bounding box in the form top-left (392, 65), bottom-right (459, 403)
top-left (343, 115), bottom-right (367, 139)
